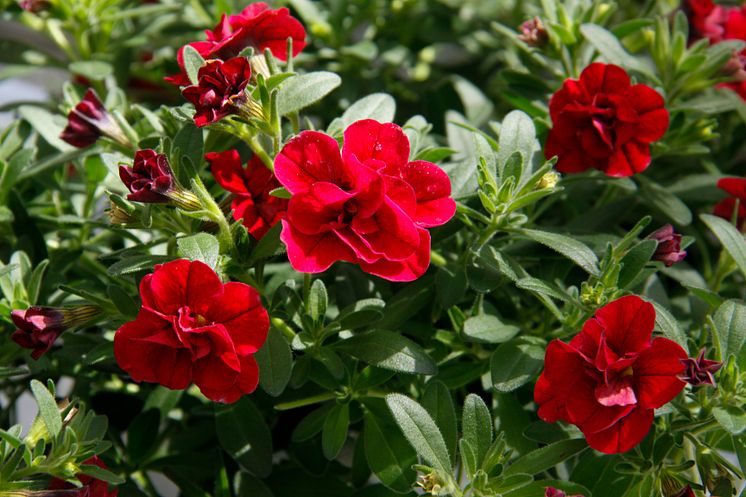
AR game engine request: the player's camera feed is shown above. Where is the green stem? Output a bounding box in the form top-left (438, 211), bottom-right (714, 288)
top-left (190, 176), bottom-right (235, 255)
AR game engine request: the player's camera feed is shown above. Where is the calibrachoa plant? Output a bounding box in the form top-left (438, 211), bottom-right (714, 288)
top-left (0, 0), bottom-right (745, 496)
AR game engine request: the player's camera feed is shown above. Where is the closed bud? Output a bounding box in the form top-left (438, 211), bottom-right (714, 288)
top-left (11, 305), bottom-right (102, 359)
top-left (118, 150), bottom-right (201, 210)
top-left (60, 89), bottom-right (131, 149)
top-left (518, 17), bottom-right (549, 47)
top-left (537, 171), bottom-right (560, 189)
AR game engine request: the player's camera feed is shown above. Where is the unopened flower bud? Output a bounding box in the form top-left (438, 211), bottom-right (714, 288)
top-left (11, 305), bottom-right (102, 359)
top-left (680, 348), bottom-right (723, 387)
top-left (722, 51), bottom-right (746, 82)
top-left (18, 0), bottom-right (49, 13)
top-left (118, 150), bottom-right (201, 210)
top-left (60, 89), bottom-right (131, 149)
top-left (518, 17), bottom-right (549, 47)
top-left (647, 224), bottom-right (687, 266)
top-left (537, 171), bottom-right (560, 189)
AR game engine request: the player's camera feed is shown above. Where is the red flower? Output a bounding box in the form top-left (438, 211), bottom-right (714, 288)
top-left (680, 348), bottom-right (723, 387)
top-left (166, 2), bottom-right (306, 86)
top-left (182, 57), bottom-right (252, 127)
top-left (119, 150), bottom-right (175, 203)
top-left (11, 305), bottom-right (101, 360)
top-left (114, 259), bottom-right (268, 403)
top-left (48, 456), bottom-right (118, 497)
top-left (544, 63), bottom-right (669, 177)
top-left (534, 295), bottom-right (687, 454)
top-left (647, 224), bottom-right (687, 267)
top-left (60, 89), bottom-right (128, 148)
top-left (207, 149), bottom-right (288, 239)
top-left (274, 119), bottom-right (455, 282)
top-left (714, 176), bottom-right (746, 228)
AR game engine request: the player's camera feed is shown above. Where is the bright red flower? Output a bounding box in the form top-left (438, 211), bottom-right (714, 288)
top-left (182, 57), bottom-right (252, 127)
top-left (60, 89), bottom-right (127, 148)
top-left (166, 2), bottom-right (306, 86)
top-left (274, 119), bottom-right (455, 281)
top-left (114, 259), bottom-right (269, 403)
top-left (544, 63), bottom-right (669, 177)
top-left (647, 224), bottom-right (687, 267)
top-left (714, 176), bottom-right (746, 228)
top-left (206, 149), bottom-right (288, 239)
top-left (48, 456), bottom-right (118, 497)
top-left (534, 295), bottom-right (687, 454)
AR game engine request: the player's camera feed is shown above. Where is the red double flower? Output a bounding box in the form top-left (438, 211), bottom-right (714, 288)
top-left (207, 149), bottom-right (288, 239)
top-left (545, 63), bottom-right (669, 177)
top-left (166, 2), bottom-right (306, 86)
top-left (114, 259), bottom-right (269, 403)
top-left (274, 119), bottom-right (456, 282)
top-left (534, 295), bottom-right (687, 454)
top-left (182, 57), bottom-right (252, 127)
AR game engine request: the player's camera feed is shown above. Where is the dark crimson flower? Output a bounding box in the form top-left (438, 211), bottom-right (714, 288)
top-left (114, 259), bottom-right (269, 403)
top-left (680, 348), bottom-right (723, 387)
top-left (48, 456), bottom-right (118, 497)
top-left (11, 305), bottom-right (101, 360)
top-left (166, 2), bottom-right (306, 86)
top-left (713, 176), bottom-right (746, 229)
top-left (60, 89), bottom-right (129, 148)
top-left (544, 63), bottom-right (669, 177)
top-left (206, 149), bottom-right (288, 239)
top-left (274, 119), bottom-right (455, 282)
top-left (182, 57), bottom-right (252, 127)
top-left (535, 295), bottom-right (687, 454)
top-left (518, 17), bottom-right (549, 47)
top-left (119, 149), bottom-right (174, 203)
top-left (545, 488), bottom-right (583, 497)
top-left (647, 224), bottom-right (687, 266)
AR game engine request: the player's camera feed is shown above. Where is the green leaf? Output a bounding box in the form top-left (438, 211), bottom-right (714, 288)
top-left (177, 233), bottom-right (220, 269)
top-left (640, 179), bottom-right (692, 226)
top-left (322, 403), bottom-right (350, 460)
top-left (247, 222), bottom-right (283, 264)
top-left (422, 381), bottom-right (458, 464)
top-left (452, 76), bottom-right (494, 126)
top-left (363, 410), bottom-right (417, 493)
top-left (308, 279), bottom-right (328, 323)
top-left (30, 379), bottom-right (61, 438)
top-left (490, 337), bottom-right (545, 393)
top-left (19, 106), bottom-right (73, 152)
top-left (277, 72), bottom-right (342, 116)
top-left (216, 398), bottom-right (273, 477)
top-left (713, 300), bottom-right (746, 363)
top-left (79, 464), bottom-right (125, 485)
top-left (650, 301), bottom-right (689, 351)
top-left (292, 404), bottom-right (333, 442)
top-left (335, 330), bottom-right (437, 375)
top-left (580, 23), bottom-right (648, 74)
top-left (463, 314), bottom-right (520, 344)
top-left (701, 214), bottom-right (746, 281)
top-left (171, 123), bottom-right (204, 183)
top-left (182, 45), bottom-right (206, 85)
top-left (713, 406), bottom-right (746, 435)
top-left (497, 110), bottom-right (535, 186)
top-left (618, 240), bottom-right (658, 288)
top-left (68, 61), bottom-right (113, 80)
top-left (521, 228), bottom-right (600, 276)
top-left (234, 471), bottom-right (275, 497)
top-left (107, 255), bottom-right (172, 276)
top-left (254, 326), bottom-right (293, 397)
top-left (127, 409), bottom-right (160, 464)
top-left (340, 93), bottom-right (396, 127)
top-left (462, 394), bottom-right (493, 468)
top-left (386, 393), bottom-right (453, 475)
top-left (505, 438), bottom-right (588, 476)
top-left (107, 285), bottom-right (138, 318)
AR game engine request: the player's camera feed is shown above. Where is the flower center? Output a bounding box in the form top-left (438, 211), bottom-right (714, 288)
top-left (595, 367), bottom-right (637, 407)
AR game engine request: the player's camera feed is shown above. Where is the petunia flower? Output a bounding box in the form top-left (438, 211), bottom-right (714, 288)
top-left (534, 295), bottom-right (688, 454)
top-left (544, 63), bottom-right (669, 177)
top-left (274, 119), bottom-right (455, 282)
top-left (206, 149), bottom-right (287, 239)
top-left (60, 89), bottom-right (130, 148)
top-left (166, 2), bottom-right (306, 86)
top-left (114, 259), bottom-right (269, 403)
top-left (713, 176), bottom-right (746, 229)
top-left (11, 305), bottom-right (101, 360)
top-left (181, 57), bottom-right (254, 127)
top-left (647, 224), bottom-right (687, 267)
